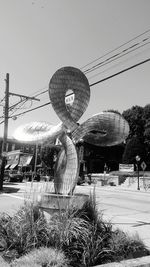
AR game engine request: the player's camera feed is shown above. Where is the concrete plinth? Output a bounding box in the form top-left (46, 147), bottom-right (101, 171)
top-left (38, 193), bottom-right (89, 215)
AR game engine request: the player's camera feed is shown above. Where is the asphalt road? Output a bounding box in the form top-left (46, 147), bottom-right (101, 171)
top-left (0, 181), bottom-right (150, 249)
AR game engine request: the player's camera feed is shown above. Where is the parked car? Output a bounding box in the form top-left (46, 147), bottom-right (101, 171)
top-left (8, 170), bottom-right (24, 183)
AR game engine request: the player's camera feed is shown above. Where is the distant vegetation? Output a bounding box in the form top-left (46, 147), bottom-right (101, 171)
top-left (122, 104), bottom-right (150, 167)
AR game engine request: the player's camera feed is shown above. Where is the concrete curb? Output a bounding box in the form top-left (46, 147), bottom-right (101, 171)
top-left (95, 255), bottom-right (150, 267)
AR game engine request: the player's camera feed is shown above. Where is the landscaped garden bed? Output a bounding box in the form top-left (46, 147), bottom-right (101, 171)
top-left (0, 194), bottom-right (149, 267)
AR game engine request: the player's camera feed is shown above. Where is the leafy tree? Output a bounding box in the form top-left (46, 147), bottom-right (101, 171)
top-left (40, 146), bottom-right (60, 169)
top-left (122, 105), bottom-right (144, 140)
top-left (143, 105), bottom-right (150, 148)
top-left (144, 120), bottom-right (150, 140)
top-left (143, 104), bottom-right (150, 122)
top-left (122, 136), bottom-right (146, 164)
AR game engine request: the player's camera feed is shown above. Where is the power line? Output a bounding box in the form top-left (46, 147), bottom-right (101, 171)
top-left (9, 101), bottom-right (50, 118)
top-left (90, 57), bottom-right (150, 87)
top-left (33, 88), bottom-right (48, 97)
top-left (84, 37), bottom-right (150, 74)
top-left (81, 28), bottom-right (150, 70)
top-left (0, 96), bottom-right (5, 106)
top-left (88, 46), bottom-right (150, 80)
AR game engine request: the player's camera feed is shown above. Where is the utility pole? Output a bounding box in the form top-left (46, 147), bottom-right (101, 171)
top-left (0, 74), bottom-right (40, 191)
top-left (0, 73), bottom-right (9, 191)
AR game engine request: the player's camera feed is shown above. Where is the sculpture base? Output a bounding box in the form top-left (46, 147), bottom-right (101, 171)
top-left (38, 193), bottom-right (89, 215)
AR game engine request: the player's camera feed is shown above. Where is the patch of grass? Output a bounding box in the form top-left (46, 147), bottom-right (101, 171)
top-left (11, 247), bottom-right (68, 267)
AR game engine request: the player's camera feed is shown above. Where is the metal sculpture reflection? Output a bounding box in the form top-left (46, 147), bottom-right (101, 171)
top-left (14, 66), bottom-right (129, 195)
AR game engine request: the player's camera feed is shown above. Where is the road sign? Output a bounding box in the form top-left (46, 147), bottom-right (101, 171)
top-left (119, 164), bottom-right (134, 172)
top-left (141, 161), bottom-right (147, 171)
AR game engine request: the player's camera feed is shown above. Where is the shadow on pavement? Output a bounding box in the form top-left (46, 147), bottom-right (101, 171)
top-left (133, 221), bottom-right (150, 227)
top-left (0, 185), bottom-right (20, 194)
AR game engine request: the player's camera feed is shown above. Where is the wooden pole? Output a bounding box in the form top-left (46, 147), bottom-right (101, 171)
top-left (0, 73), bottom-right (9, 190)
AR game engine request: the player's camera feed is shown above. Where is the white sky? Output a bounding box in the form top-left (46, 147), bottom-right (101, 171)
top-left (0, 0), bottom-right (150, 137)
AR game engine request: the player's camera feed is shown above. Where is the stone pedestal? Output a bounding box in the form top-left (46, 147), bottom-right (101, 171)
top-left (38, 193), bottom-right (89, 215)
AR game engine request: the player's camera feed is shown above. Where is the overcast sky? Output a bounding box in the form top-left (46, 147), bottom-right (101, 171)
top-left (0, 0), bottom-right (150, 137)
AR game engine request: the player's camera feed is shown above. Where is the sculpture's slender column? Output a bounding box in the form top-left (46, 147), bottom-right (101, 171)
top-left (54, 133), bottom-right (78, 195)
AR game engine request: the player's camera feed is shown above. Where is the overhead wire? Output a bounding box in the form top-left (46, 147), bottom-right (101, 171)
top-left (81, 28), bottom-right (150, 70)
top-left (90, 57), bottom-right (150, 87)
top-left (0, 96), bottom-right (5, 106)
top-left (88, 43), bottom-right (150, 80)
top-left (84, 36), bottom-right (150, 74)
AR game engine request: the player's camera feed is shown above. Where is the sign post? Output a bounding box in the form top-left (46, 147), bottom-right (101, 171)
top-left (135, 155), bottom-right (141, 190)
top-left (141, 161), bottom-right (147, 188)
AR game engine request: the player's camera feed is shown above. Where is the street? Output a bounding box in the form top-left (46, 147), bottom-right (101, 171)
top-left (0, 181), bottom-right (150, 248)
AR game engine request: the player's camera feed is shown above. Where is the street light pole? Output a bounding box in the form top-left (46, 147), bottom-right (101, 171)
top-left (135, 155), bottom-right (141, 191)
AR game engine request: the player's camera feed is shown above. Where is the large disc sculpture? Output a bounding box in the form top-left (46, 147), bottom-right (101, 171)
top-left (14, 66), bottom-right (129, 195)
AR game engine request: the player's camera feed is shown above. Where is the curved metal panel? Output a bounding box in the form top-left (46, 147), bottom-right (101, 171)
top-left (72, 112), bottom-right (129, 146)
top-left (13, 122), bottom-right (64, 144)
top-left (49, 66), bottom-right (90, 131)
top-left (54, 133), bottom-right (78, 195)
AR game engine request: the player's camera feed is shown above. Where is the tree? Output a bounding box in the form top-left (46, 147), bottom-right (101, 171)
top-left (40, 146), bottom-right (60, 169)
top-left (122, 136), bottom-right (146, 164)
top-left (122, 106), bottom-right (144, 140)
top-left (143, 105), bottom-right (150, 148)
top-left (143, 104), bottom-right (150, 122)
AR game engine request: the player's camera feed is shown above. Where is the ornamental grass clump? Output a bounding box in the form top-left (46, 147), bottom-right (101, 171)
top-left (108, 229), bottom-right (150, 262)
top-left (47, 192), bottom-right (114, 267)
top-left (11, 247), bottom-right (68, 267)
top-left (0, 202), bottom-right (50, 261)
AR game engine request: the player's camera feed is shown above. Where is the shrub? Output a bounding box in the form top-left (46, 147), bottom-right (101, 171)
top-left (0, 202), bottom-right (50, 261)
top-left (11, 247), bottom-right (68, 267)
top-left (109, 229), bottom-right (150, 262)
top-left (47, 192), bottom-right (114, 267)
top-left (47, 208), bottom-right (90, 266)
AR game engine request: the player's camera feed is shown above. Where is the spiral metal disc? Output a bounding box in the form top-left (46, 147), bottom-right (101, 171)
top-left (49, 66), bottom-right (90, 131)
top-left (72, 112), bottom-right (129, 146)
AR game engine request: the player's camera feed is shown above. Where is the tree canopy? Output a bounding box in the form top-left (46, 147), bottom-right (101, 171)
top-left (122, 104), bottom-right (150, 165)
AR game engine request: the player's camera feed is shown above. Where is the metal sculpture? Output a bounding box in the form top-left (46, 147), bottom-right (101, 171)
top-left (14, 66), bottom-right (129, 195)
